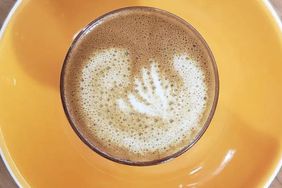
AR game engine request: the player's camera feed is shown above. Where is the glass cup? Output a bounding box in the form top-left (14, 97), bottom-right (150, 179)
top-left (60, 6), bottom-right (219, 166)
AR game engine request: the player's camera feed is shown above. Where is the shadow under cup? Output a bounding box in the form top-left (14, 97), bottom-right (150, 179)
top-left (60, 6), bottom-right (219, 166)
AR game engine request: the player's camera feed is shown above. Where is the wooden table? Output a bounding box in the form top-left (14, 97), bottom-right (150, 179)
top-left (0, 0), bottom-right (281, 187)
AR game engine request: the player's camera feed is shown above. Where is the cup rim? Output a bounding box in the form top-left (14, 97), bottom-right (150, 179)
top-left (60, 6), bottom-right (219, 166)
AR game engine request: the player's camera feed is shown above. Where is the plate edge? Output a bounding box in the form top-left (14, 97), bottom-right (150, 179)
top-left (0, 1), bottom-right (30, 187)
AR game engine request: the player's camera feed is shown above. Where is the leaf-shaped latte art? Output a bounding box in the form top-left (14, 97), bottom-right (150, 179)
top-left (77, 48), bottom-right (209, 157)
top-left (117, 62), bottom-right (174, 119)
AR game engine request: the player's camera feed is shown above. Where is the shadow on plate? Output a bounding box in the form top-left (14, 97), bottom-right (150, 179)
top-left (11, 0), bottom-right (136, 89)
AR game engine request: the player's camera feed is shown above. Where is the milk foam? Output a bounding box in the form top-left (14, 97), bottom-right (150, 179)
top-left (63, 8), bottom-right (215, 162)
top-left (78, 48), bottom-right (207, 155)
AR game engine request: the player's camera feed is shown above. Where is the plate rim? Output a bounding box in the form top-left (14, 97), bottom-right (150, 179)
top-left (0, 0), bottom-right (281, 187)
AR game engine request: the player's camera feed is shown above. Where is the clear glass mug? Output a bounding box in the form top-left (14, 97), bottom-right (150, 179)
top-left (60, 6), bottom-right (219, 166)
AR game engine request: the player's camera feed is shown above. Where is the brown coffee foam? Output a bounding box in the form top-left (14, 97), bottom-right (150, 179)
top-left (63, 8), bottom-right (215, 162)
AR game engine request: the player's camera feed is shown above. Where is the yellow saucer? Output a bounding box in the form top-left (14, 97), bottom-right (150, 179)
top-left (0, 0), bottom-right (281, 187)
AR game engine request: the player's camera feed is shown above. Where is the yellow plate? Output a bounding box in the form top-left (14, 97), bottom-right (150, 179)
top-left (0, 0), bottom-right (281, 187)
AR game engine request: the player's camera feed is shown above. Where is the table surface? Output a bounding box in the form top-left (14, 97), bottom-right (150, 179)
top-left (0, 0), bottom-right (281, 187)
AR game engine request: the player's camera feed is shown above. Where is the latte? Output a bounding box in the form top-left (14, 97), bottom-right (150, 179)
top-left (61, 7), bottom-right (218, 164)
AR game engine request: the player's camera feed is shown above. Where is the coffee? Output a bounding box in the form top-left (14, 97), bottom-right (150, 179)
top-left (61, 7), bottom-right (218, 164)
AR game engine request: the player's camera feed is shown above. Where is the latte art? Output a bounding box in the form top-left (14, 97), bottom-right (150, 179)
top-left (62, 7), bottom-right (218, 163)
top-left (79, 50), bottom-right (207, 154)
top-left (117, 62), bottom-right (175, 118)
